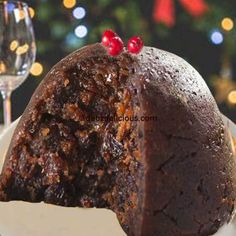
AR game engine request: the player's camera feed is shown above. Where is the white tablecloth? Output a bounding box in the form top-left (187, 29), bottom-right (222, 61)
top-left (0, 125), bottom-right (3, 134)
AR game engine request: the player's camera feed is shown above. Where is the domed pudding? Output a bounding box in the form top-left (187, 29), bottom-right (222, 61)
top-left (0, 43), bottom-right (236, 236)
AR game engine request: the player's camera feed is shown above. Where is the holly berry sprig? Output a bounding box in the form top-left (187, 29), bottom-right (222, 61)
top-left (101, 29), bottom-right (144, 56)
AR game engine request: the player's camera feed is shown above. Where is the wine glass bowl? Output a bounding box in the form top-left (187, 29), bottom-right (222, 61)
top-left (0, 1), bottom-right (36, 126)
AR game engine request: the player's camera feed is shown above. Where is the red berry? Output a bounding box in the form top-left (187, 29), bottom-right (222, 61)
top-left (108, 37), bottom-right (124, 56)
top-left (128, 36), bottom-right (144, 54)
top-left (102, 29), bottom-right (117, 47)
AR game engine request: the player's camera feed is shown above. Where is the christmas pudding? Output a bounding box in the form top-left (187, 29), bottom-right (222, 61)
top-left (0, 41), bottom-right (236, 236)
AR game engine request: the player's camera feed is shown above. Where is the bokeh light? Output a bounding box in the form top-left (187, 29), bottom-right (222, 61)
top-left (65, 33), bottom-right (85, 49)
top-left (16, 44), bottom-right (29, 55)
top-left (19, 9), bottom-right (25, 20)
top-left (7, 3), bottom-right (15, 12)
top-left (66, 33), bottom-right (78, 46)
top-left (9, 40), bottom-right (19, 51)
top-left (14, 9), bottom-right (25, 22)
top-left (221, 17), bottom-right (234, 31)
top-left (73, 7), bottom-right (86, 19)
top-left (63, 0), bottom-right (76, 9)
top-left (30, 62), bottom-right (43, 76)
top-left (228, 90), bottom-right (236, 104)
top-left (210, 30), bottom-right (224, 45)
top-left (74, 25), bottom-right (88, 38)
top-left (0, 61), bottom-right (6, 73)
top-left (29, 7), bottom-right (35, 18)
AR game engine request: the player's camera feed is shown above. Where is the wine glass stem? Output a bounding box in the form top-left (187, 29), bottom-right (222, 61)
top-left (1, 91), bottom-right (12, 128)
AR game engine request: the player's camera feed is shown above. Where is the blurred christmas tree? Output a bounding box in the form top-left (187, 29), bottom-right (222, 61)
top-left (2, 0), bottom-right (236, 122)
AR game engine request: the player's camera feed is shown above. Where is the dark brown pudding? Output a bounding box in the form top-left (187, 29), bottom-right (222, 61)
top-left (0, 43), bottom-right (236, 236)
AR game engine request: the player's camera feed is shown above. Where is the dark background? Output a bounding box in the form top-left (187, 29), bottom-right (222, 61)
top-left (2, 0), bottom-right (236, 122)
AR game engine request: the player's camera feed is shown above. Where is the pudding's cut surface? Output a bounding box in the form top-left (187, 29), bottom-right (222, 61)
top-left (0, 44), bottom-right (236, 236)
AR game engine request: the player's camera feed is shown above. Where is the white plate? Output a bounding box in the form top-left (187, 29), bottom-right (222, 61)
top-left (0, 117), bottom-right (236, 236)
top-left (0, 119), bottom-right (125, 236)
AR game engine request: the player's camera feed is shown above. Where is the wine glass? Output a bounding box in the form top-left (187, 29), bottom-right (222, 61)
top-left (0, 1), bottom-right (36, 128)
